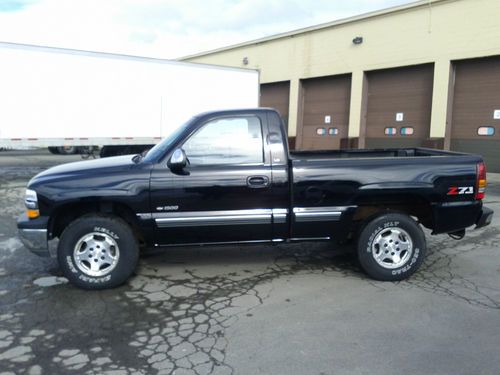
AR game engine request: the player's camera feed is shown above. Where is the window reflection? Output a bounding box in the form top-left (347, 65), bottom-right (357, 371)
top-left (183, 116), bottom-right (264, 165)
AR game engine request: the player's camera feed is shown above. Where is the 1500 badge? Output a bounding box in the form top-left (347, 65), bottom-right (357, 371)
top-left (447, 186), bottom-right (474, 195)
top-left (156, 205), bottom-right (179, 211)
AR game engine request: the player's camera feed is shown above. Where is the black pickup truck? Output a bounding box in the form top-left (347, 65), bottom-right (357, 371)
top-left (18, 108), bottom-right (493, 289)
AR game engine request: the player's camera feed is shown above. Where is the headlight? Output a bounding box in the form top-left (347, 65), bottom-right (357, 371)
top-left (25, 189), bottom-right (39, 218)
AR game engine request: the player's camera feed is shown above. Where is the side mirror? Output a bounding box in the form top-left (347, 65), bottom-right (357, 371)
top-left (168, 148), bottom-right (188, 170)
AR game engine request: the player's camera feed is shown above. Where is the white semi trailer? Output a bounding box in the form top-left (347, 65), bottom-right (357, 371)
top-left (0, 42), bottom-right (259, 156)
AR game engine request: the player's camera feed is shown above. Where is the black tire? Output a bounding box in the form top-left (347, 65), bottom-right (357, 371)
top-left (99, 146), bottom-right (116, 158)
top-left (48, 147), bottom-right (60, 154)
top-left (57, 215), bottom-right (139, 290)
top-left (57, 146), bottom-right (78, 155)
top-left (357, 213), bottom-right (426, 281)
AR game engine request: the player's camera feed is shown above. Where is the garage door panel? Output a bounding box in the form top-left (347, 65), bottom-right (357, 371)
top-left (365, 64), bottom-right (434, 147)
top-left (263, 98), bottom-right (288, 109)
top-left (302, 125), bottom-right (348, 138)
top-left (303, 114), bottom-right (349, 124)
top-left (369, 87), bottom-right (432, 97)
top-left (305, 91), bottom-right (350, 102)
top-left (303, 100), bottom-right (351, 114)
top-left (368, 95), bottom-right (432, 109)
top-left (366, 129), bottom-right (426, 139)
top-left (450, 56), bottom-right (500, 171)
top-left (452, 113), bottom-right (500, 127)
top-left (304, 94), bottom-right (351, 103)
top-left (366, 115), bottom-right (430, 137)
top-left (365, 138), bottom-right (427, 149)
top-left (369, 84), bottom-right (431, 95)
top-left (366, 108), bottom-right (432, 123)
top-left (451, 140), bottom-right (500, 172)
top-left (454, 128), bottom-right (499, 138)
top-left (260, 81), bottom-right (290, 127)
top-left (299, 74), bottom-right (351, 150)
top-left (366, 110), bottom-right (431, 122)
top-left (302, 137), bottom-right (343, 150)
top-left (456, 81), bottom-right (500, 91)
top-left (453, 98), bottom-right (499, 107)
top-left (304, 101), bottom-right (351, 112)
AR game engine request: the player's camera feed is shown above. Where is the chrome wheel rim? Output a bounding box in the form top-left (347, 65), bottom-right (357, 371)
top-left (73, 232), bottom-right (120, 277)
top-left (371, 227), bottom-right (413, 269)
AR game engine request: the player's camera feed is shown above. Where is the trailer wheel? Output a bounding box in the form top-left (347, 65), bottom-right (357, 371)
top-left (58, 215), bottom-right (139, 290)
top-left (48, 147), bottom-right (60, 154)
top-left (57, 146), bottom-right (78, 155)
top-left (100, 146), bottom-right (117, 158)
top-left (357, 213), bottom-right (426, 281)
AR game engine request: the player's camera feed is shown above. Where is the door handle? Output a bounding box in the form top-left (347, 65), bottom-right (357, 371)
top-left (247, 176), bottom-right (269, 188)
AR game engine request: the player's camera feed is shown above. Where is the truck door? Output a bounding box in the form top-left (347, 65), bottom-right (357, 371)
top-left (150, 113), bottom-right (274, 245)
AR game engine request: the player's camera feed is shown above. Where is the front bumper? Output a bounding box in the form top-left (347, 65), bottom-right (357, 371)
top-left (17, 214), bottom-right (52, 257)
top-left (476, 206), bottom-right (494, 229)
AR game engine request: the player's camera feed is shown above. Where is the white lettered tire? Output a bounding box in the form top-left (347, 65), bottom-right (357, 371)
top-left (58, 215), bottom-right (139, 289)
top-left (357, 213), bottom-right (426, 281)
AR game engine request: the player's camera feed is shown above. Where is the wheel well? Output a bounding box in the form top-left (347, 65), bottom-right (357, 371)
top-left (49, 200), bottom-right (145, 245)
top-left (352, 200), bottom-right (433, 233)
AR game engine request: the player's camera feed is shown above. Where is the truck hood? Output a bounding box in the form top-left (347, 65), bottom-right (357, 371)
top-left (28, 155), bottom-right (139, 186)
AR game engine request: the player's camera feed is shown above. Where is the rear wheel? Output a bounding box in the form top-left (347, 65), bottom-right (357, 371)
top-left (57, 146), bottom-right (78, 155)
top-left (58, 215), bottom-right (139, 289)
top-left (357, 213), bottom-right (426, 281)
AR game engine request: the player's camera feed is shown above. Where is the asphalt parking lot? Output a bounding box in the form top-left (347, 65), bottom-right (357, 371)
top-left (0, 150), bottom-right (499, 375)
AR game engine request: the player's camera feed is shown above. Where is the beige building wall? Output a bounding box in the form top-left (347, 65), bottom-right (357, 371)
top-left (182, 0), bottom-right (500, 144)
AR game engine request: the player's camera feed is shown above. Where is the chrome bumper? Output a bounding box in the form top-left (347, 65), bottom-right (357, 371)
top-left (17, 214), bottom-right (54, 257)
top-left (18, 228), bottom-right (51, 257)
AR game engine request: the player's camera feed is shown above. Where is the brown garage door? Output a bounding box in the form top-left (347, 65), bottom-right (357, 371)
top-left (450, 56), bottom-right (500, 172)
top-left (298, 74), bottom-right (351, 150)
top-left (260, 81), bottom-right (292, 148)
top-left (365, 64), bottom-right (434, 149)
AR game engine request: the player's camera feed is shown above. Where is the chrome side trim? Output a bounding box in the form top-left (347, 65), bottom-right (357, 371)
top-left (152, 209), bottom-right (272, 228)
top-left (295, 212), bottom-right (341, 222)
top-left (156, 214), bottom-right (271, 228)
top-left (137, 208), bottom-right (290, 227)
top-left (293, 206), bottom-right (352, 222)
top-left (152, 209), bottom-right (272, 219)
top-left (157, 239), bottom-right (273, 247)
top-left (293, 206), bottom-right (350, 213)
top-left (272, 208), bottom-right (288, 224)
top-left (290, 237), bottom-right (331, 241)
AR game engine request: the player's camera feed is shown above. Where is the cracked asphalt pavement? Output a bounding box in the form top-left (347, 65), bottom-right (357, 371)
top-left (1, 150), bottom-right (499, 375)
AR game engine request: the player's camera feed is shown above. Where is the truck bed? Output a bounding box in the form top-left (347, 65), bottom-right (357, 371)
top-left (289, 147), bottom-right (471, 160)
top-left (290, 147), bottom-right (483, 235)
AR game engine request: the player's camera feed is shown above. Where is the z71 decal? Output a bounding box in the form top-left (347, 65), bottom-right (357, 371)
top-left (447, 186), bottom-right (474, 195)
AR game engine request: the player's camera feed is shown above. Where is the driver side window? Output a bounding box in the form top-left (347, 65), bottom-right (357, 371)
top-left (183, 116), bottom-right (264, 165)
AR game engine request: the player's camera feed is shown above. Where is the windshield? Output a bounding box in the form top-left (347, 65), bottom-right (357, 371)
top-left (143, 118), bottom-right (193, 163)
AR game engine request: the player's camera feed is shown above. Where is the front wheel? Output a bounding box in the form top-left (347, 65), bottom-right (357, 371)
top-left (357, 213), bottom-right (426, 281)
top-left (58, 215), bottom-right (139, 289)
